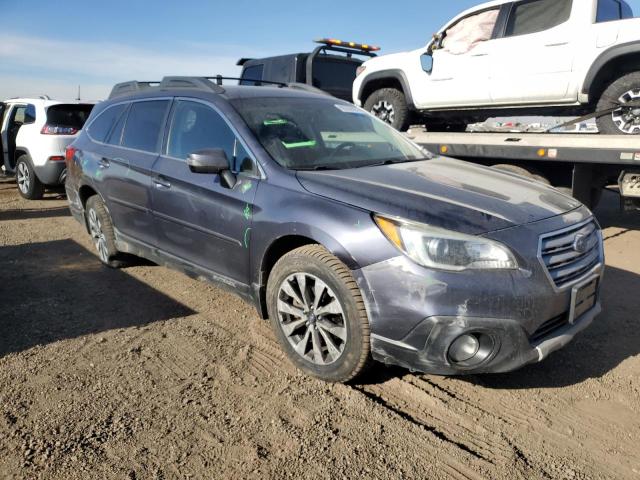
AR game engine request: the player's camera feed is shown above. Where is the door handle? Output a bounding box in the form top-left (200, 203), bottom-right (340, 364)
top-left (153, 177), bottom-right (171, 189)
top-left (98, 158), bottom-right (110, 169)
top-left (545, 42), bottom-right (568, 47)
top-left (471, 52), bottom-right (488, 57)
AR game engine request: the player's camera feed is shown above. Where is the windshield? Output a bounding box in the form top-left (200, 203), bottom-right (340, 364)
top-left (230, 97), bottom-right (429, 170)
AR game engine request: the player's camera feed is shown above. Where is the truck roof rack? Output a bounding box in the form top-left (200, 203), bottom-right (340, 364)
top-left (107, 76), bottom-right (331, 100)
top-left (314, 38), bottom-right (381, 55)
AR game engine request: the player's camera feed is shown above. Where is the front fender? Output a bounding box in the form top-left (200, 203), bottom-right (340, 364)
top-left (582, 40), bottom-right (640, 96)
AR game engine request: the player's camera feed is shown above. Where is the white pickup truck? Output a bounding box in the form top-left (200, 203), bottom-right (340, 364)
top-left (353, 0), bottom-right (640, 134)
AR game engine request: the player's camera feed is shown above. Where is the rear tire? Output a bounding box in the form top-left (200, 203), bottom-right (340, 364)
top-left (266, 245), bottom-right (372, 383)
top-left (364, 88), bottom-right (411, 132)
top-left (596, 71), bottom-right (640, 135)
top-left (85, 195), bottom-right (128, 268)
top-left (15, 156), bottom-right (44, 200)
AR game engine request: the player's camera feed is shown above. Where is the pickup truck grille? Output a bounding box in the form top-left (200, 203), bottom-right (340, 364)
top-left (539, 220), bottom-right (602, 289)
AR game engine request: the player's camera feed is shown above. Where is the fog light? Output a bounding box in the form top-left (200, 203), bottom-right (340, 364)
top-left (449, 334), bottom-right (480, 363)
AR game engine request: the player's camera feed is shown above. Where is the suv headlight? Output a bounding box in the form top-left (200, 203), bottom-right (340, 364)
top-left (374, 215), bottom-right (518, 271)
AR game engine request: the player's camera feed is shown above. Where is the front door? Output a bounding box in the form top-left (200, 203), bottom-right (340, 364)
top-left (489, 0), bottom-right (577, 104)
top-left (151, 99), bottom-right (260, 285)
top-left (411, 7), bottom-right (501, 109)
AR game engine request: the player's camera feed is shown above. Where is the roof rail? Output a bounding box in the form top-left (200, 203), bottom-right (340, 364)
top-left (39, 95), bottom-right (51, 100)
top-left (108, 81), bottom-right (160, 99)
top-left (107, 75), bottom-right (331, 101)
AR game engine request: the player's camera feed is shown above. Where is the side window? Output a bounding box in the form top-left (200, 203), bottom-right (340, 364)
top-left (121, 100), bottom-right (170, 153)
top-left (13, 106), bottom-right (27, 124)
top-left (621, 2), bottom-right (634, 18)
top-left (505, 0), bottom-right (573, 37)
top-left (167, 100), bottom-right (255, 174)
top-left (597, 0), bottom-right (622, 22)
top-left (88, 104), bottom-right (127, 143)
top-left (24, 104), bottom-right (36, 124)
top-left (240, 65), bottom-right (264, 86)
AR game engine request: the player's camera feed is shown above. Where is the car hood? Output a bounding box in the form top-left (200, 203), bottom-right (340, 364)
top-left (296, 157), bottom-right (582, 235)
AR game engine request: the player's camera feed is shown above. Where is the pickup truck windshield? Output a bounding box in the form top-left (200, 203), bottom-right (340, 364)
top-left (230, 97), bottom-right (428, 170)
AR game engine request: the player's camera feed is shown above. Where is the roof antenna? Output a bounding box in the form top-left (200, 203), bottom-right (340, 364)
top-left (76, 85), bottom-right (81, 101)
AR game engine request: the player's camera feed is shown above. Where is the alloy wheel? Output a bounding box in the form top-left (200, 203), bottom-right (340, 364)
top-left (87, 208), bottom-right (109, 263)
top-left (371, 100), bottom-right (396, 125)
top-left (611, 88), bottom-right (640, 134)
top-left (277, 273), bottom-right (347, 366)
top-left (16, 162), bottom-right (30, 194)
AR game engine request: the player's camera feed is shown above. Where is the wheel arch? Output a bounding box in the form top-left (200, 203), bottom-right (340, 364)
top-left (582, 42), bottom-right (640, 103)
top-left (13, 148), bottom-right (31, 170)
top-left (255, 229), bottom-right (360, 319)
top-left (358, 70), bottom-right (416, 109)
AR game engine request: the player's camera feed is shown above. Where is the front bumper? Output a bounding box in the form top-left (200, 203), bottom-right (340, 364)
top-left (368, 301), bottom-right (601, 375)
top-left (352, 208), bottom-right (604, 375)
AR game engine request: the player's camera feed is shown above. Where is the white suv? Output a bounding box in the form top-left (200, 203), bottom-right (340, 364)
top-left (353, 0), bottom-right (640, 134)
top-left (1, 98), bottom-right (94, 199)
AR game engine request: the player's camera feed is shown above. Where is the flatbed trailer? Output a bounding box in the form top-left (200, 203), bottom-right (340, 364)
top-left (406, 130), bottom-right (640, 211)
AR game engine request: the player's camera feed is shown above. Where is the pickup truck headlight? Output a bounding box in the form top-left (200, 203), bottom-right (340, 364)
top-left (374, 215), bottom-right (518, 271)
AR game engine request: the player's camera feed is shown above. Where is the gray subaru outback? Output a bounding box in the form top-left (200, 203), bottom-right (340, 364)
top-left (65, 76), bottom-right (604, 383)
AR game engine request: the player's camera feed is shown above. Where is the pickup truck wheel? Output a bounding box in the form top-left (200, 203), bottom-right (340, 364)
top-left (491, 164), bottom-right (549, 185)
top-left (267, 245), bottom-right (372, 383)
top-left (596, 72), bottom-right (640, 135)
top-left (85, 195), bottom-right (128, 269)
top-left (364, 88), bottom-right (411, 131)
top-left (15, 156), bottom-right (44, 200)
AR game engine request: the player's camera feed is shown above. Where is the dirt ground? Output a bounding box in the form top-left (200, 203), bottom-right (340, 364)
top-left (0, 177), bottom-right (639, 480)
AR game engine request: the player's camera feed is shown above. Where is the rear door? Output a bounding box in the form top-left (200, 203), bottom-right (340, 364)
top-left (488, 0), bottom-right (577, 104)
top-left (151, 98), bottom-right (259, 285)
top-left (96, 99), bottom-right (171, 247)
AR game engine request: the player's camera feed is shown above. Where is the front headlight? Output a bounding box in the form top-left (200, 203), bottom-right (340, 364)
top-left (374, 215), bottom-right (518, 271)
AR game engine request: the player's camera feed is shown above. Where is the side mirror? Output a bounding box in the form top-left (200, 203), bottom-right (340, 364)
top-left (186, 148), bottom-right (237, 188)
top-left (187, 148), bottom-right (229, 174)
top-left (421, 54), bottom-right (433, 73)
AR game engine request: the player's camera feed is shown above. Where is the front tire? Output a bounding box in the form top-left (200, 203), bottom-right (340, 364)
top-left (364, 88), bottom-right (411, 132)
top-left (596, 72), bottom-right (640, 135)
top-left (85, 195), bottom-right (128, 268)
top-left (266, 245), bottom-right (372, 383)
top-left (15, 156), bottom-right (44, 200)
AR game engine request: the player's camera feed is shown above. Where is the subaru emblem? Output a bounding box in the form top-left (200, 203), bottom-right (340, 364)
top-left (573, 233), bottom-right (587, 254)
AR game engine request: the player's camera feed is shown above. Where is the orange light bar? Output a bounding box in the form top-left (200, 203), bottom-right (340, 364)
top-left (315, 38), bottom-right (381, 52)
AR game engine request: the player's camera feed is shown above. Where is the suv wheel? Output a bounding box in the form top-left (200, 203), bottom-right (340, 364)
top-left (596, 72), bottom-right (640, 135)
top-left (364, 88), bottom-right (411, 131)
top-left (85, 195), bottom-right (128, 268)
top-left (266, 245), bottom-right (372, 383)
top-left (16, 156), bottom-right (44, 200)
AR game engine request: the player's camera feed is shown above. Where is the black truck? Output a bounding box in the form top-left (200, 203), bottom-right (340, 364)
top-left (237, 39), bottom-right (379, 102)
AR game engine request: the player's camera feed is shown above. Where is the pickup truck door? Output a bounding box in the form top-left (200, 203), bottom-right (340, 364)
top-left (488, 0), bottom-right (577, 104)
top-left (416, 45), bottom-right (493, 108)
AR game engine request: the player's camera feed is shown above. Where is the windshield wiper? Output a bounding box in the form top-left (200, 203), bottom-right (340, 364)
top-left (294, 165), bottom-right (340, 171)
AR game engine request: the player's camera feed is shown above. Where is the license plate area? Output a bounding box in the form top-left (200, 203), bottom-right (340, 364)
top-left (569, 276), bottom-right (599, 324)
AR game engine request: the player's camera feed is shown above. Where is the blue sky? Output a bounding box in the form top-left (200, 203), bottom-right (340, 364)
top-left (1, 0), bottom-right (639, 101)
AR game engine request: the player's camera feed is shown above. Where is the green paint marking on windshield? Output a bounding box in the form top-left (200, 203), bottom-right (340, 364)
top-left (244, 227), bottom-right (251, 248)
top-left (264, 119), bottom-right (288, 126)
top-left (282, 140), bottom-right (317, 149)
top-left (243, 203), bottom-right (252, 221)
top-left (240, 181), bottom-right (253, 194)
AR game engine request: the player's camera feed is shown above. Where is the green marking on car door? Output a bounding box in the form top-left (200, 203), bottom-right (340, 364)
top-left (243, 203), bottom-right (252, 221)
top-left (244, 228), bottom-right (251, 248)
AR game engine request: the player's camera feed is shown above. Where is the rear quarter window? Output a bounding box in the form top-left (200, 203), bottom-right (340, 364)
top-left (312, 58), bottom-right (359, 90)
top-left (87, 104), bottom-right (127, 143)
